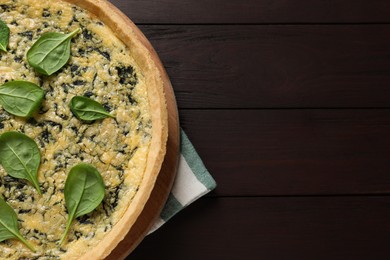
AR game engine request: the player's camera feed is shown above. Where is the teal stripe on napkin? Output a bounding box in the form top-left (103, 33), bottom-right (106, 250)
top-left (180, 131), bottom-right (216, 190)
top-left (160, 194), bottom-right (183, 221)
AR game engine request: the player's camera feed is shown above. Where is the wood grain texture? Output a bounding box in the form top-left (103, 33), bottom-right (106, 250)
top-left (105, 1), bottom-right (390, 259)
top-left (110, 0), bottom-right (390, 24)
top-left (130, 197), bottom-right (390, 259)
top-left (180, 109), bottom-right (390, 196)
top-left (139, 25), bottom-right (390, 108)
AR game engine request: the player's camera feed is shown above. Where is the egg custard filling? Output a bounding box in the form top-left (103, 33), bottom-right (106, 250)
top-left (0, 0), bottom-right (159, 259)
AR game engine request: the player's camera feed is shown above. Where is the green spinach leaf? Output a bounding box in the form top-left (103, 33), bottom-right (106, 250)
top-left (0, 19), bottom-right (9, 52)
top-left (0, 197), bottom-right (35, 251)
top-left (27, 28), bottom-right (80, 76)
top-left (70, 96), bottom-right (114, 122)
top-left (60, 163), bottom-right (105, 245)
top-left (0, 81), bottom-right (44, 117)
top-left (0, 132), bottom-right (42, 194)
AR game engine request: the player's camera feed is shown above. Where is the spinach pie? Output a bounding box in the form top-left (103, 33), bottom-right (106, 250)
top-left (0, 0), bottom-right (168, 259)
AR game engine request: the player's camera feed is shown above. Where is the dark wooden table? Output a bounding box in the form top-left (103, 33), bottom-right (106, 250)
top-left (109, 1), bottom-right (390, 259)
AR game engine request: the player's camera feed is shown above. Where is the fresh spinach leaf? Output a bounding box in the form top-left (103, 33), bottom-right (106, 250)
top-left (0, 197), bottom-right (35, 251)
top-left (0, 81), bottom-right (44, 117)
top-left (27, 28), bottom-right (80, 76)
top-left (70, 96), bottom-right (114, 122)
top-left (60, 163), bottom-right (105, 245)
top-left (0, 132), bottom-right (42, 194)
top-left (0, 19), bottom-right (9, 52)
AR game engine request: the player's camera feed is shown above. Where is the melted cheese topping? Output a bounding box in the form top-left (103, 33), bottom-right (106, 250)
top-left (0, 0), bottom-right (152, 259)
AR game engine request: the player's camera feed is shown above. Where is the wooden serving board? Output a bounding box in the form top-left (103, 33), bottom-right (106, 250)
top-left (105, 3), bottom-right (180, 258)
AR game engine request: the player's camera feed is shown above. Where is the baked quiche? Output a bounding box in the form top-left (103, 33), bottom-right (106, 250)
top-left (0, 0), bottom-right (168, 259)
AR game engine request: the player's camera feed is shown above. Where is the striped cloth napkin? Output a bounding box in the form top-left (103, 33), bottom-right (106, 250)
top-left (148, 130), bottom-right (217, 233)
